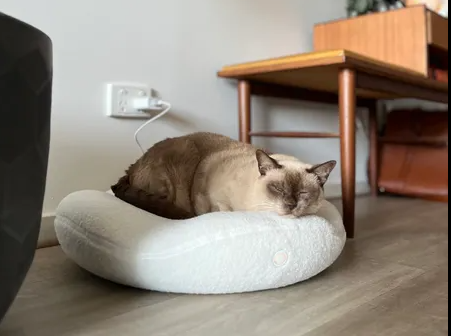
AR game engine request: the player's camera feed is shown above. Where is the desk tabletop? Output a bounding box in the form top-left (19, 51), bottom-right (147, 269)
top-left (218, 50), bottom-right (448, 101)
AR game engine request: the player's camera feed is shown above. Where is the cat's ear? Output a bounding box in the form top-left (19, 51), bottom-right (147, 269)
top-left (307, 160), bottom-right (337, 186)
top-left (256, 150), bottom-right (282, 176)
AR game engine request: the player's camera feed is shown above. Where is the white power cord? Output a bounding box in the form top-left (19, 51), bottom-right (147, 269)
top-left (132, 98), bottom-right (171, 153)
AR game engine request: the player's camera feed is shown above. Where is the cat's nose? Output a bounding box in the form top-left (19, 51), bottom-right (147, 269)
top-left (286, 202), bottom-right (297, 211)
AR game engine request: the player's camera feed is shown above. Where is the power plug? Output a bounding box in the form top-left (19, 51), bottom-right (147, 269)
top-left (106, 83), bottom-right (159, 118)
top-left (132, 97), bottom-right (165, 111)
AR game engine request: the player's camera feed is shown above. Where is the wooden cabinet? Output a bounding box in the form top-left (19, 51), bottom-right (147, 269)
top-left (314, 5), bottom-right (448, 77)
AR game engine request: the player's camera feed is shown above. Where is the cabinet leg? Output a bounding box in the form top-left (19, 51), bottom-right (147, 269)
top-left (238, 81), bottom-right (251, 144)
top-left (339, 69), bottom-right (357, 239)
top-left (369, 102), bottom-right (379, 197)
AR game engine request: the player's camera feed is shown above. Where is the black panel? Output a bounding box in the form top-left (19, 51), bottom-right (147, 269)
top-left (0, 12), bottom-right (52, 322)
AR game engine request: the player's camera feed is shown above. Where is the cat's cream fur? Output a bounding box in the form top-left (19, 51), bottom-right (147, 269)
top-left (112, 132), bottom-right (336, 219)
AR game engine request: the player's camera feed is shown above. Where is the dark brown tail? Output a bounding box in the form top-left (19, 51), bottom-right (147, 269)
top-left (111, 176), bottom-right (194, 220)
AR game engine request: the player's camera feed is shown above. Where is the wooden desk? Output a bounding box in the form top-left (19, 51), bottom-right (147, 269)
top-left (218, 49), bottom-right (449, 238)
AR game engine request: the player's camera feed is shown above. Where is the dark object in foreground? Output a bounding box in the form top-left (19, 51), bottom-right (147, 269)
top-left (111, 176), bottom-right (194, 220)
top-left (0, 12), bottom-right (52, 322)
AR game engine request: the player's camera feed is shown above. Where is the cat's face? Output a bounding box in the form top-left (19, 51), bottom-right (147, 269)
top-left (255, 150), bottom-right (336, 218)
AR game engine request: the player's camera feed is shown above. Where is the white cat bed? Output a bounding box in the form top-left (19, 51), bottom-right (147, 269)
top-left (54, 190), bottom-right (346, 294)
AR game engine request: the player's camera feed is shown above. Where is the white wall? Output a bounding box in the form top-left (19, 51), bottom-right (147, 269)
top-left (2, 0), bottom-right (369, 215)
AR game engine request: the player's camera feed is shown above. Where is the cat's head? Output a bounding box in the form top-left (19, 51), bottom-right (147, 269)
top-left (254, 150), bottom-right (336, 218)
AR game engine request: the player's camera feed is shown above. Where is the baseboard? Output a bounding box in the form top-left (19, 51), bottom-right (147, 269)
top-left (37, 182), bottom-right (369, 249)
top-left (38, 213), bottom-right (58, 249)
top-left (325, 181), bottom-right (371, 200)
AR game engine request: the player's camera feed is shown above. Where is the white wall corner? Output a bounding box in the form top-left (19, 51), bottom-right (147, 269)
top-left (39, 214), bottom-right (58, 249)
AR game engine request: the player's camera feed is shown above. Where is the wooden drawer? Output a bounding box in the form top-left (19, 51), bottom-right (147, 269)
top-left (314, 6), bottom-right (449, 77)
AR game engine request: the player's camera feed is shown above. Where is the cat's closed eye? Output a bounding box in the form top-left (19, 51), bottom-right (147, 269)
top-left (268, 184), bottom-right (285, 195)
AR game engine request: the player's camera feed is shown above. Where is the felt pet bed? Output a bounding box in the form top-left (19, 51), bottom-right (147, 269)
top-left (54, 190), bottom-right (346, 294)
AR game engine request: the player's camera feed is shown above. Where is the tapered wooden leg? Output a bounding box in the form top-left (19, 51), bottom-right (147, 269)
top-left (369, 101), bottom-right (379, 197)
top-left (238, 80), bottom-right (251, 144)
top-left (339, 69), bottom-right (357, 239)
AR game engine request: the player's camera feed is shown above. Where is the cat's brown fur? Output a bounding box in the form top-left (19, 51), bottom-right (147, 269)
top-left (111, 175), bottom-right (192, 219)
top-left (112, 132), bottom-right (336, 219)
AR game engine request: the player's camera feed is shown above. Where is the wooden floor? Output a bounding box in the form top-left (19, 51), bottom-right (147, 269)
top-left (1, 197), bottom-right (448, 336)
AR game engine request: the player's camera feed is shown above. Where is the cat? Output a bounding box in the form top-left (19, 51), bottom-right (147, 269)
top-left (112, 132), bottom-right (336, 220)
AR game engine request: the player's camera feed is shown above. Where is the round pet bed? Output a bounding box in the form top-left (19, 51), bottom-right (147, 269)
top-left (55, 190), bottom-right (346, 294)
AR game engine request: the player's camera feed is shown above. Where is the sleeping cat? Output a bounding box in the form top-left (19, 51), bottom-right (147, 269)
top-left (111, 132), bottom-right (336, 220)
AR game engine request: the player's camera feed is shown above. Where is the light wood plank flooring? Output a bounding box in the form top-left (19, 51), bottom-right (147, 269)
top-left (0, 197), bottom-right (448, 336)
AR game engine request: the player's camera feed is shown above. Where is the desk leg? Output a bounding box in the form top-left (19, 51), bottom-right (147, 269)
top-left (369, 102), bottom-right (379, 197)
top-left (339, 69), bottom-right (357, 239)
top-left (238, 80), bottom-right (251, 144)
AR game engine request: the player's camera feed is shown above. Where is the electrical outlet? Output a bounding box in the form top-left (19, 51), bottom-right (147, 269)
top-left (106, 83), bottom-right (153, 118)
